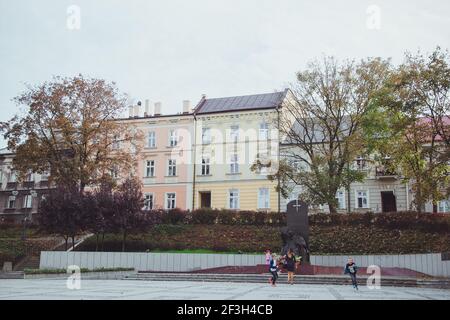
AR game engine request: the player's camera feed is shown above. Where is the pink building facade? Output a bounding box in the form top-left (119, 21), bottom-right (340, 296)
top-left (121, 102), bottom-right (194, 211)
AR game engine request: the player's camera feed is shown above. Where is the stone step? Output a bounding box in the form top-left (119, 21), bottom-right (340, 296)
top-left (123, 273), bottom-right (450, 289)
top-left (0, 272), bottom-right (24, 279)
top-left (13, 255), bottom-right (40, 271)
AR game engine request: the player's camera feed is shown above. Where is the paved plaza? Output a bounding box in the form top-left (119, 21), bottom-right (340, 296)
top-left (0, 279), bottom-right (449, 300)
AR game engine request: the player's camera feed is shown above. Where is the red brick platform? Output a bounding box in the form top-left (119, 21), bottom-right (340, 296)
top-left (191, 264), bottom-right (427, 278)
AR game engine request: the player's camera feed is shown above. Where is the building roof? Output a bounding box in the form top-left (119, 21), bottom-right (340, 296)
top-left (194, 90), bottom-right (288, 115)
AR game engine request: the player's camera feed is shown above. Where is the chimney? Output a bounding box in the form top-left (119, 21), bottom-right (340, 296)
top-left (183, 100), bottom-right (191, 114)
top-left (128, 106), bottom-right (134, 118)
top-left (134, 101), bottom-right (141, 118)
top-left (144, 99), bottom-right (151, 117)
top-left (154, 102), bottom-right (162, 116)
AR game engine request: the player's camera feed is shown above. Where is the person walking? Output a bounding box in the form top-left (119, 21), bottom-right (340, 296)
top-left (269, 253), bottom-right (279, 287)
top-left (344, 257), bottom-right (359, 290)
top-left (284, 249), bottom-right (297, 285)
top-left (265, 249), bottom-right (271, 265)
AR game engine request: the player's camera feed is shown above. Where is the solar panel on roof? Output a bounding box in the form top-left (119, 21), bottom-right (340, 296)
top-left (196, 91), bottom-right (286, 114)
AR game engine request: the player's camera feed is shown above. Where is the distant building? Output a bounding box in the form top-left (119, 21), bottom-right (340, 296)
top-left (0, 148), bottom-right (52, 223)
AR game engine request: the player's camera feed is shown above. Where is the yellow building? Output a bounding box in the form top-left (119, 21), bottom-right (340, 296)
top-left (192, 91), bottom-right (289, 212)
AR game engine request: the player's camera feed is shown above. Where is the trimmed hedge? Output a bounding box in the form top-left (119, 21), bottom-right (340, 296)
top-left (77, 224), bottom-right (450, 255)
top-left (138, 209), bottom-right (449, 233)
top-left (309, 211), bottom-right (450, 233)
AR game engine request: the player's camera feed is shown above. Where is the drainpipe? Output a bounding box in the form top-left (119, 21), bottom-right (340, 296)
top-left (346, 162), bottom-right (351, 213)
top-left (405, 180), bottom-right (409, 211)
top-left (276, 104), bottom-right (281, 214)
top-left (192, 113), bottom-right (197, 211)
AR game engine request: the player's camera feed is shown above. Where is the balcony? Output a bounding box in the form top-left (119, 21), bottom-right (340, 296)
top-left (375, 166), bottom-right (397, 180)
top-left (6, 182), bottom-right (17, 190)
top-left (39, 180), bottom-right (49, 188)
top-left (22, 181), bottom-right (35, 189)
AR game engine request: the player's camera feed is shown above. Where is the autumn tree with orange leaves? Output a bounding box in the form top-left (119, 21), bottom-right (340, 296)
top-left (0, 75), bottom-right (142, 194)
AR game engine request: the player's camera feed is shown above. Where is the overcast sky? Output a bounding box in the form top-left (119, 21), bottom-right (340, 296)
top-left (1, 0), bottom-right (450, 148)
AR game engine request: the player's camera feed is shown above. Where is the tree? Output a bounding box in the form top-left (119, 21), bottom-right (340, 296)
top-left (111, 177), bottom-right (146, 252)
top-left (0, 75), bottom-right (141, 194)
top-left (259, 57), bottom-right (391, 214)
top-left (363, 48), bottom-right (450, 212)
top-left (37, 186), bottom-right (86, 250)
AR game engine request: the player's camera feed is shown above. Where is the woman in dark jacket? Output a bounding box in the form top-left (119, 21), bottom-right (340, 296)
top-left (284, 249), bottom-right (297, 285)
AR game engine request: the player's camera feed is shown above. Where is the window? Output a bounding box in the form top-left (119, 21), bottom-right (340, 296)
top-left (145, 160), bottom-right (155, 177)
top-left (169, 130), bottom-right (178, 147)
top-left (336, 191), bottom-right (346, 209)
top-left (147, 131), bottom-right (156, 148)
top-left (165, 193), bottom-right (176, 209)
top-left (144, 193), bottom-right (154, 210)
top-left (356, 156), bottom-right (366, 170)
top-left (259, 123), bottom-right (269, 140)
top-left (258, 188), bottom-right (270, 209)
top-left (168, 159), bottom-right (177, 176)
top-left (229, 189), bottom-right (239, 209)
top-left (9, 171), bottom-right (17, 183)
top-left (112, 135), bottom-right (120, 150)
top-left (23, 195), bottom-right (33, 209)
top-left (41, 170), bottom-right (50, 181)
top-left (256, 153), bottom-right (270, 174)
top-left (356, 190), bottom-right (368, 208)
top-left (230, 154), bottom-right (239, 174)
top-left (201, 157), bottom-right (210, 175)
top-left (26, 172), bottom-right (34, 182)
top-left (110, 167), bottom-right (119, 179)
top-left (438, 200), bottom-right (450, 213)
top-left (7, 196), bottom-right (16, 209)
top-left (230, 125), bottom-right (239, 143)
top-left (202, 128), bottom-right (211, 144)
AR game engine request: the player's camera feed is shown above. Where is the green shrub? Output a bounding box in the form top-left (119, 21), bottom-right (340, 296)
top-left (191, 208), bottom-right (218, 224)
top-left (162, 208), bottom-right (186, 225)
top-left (217, 209), bottom-right (235, 225)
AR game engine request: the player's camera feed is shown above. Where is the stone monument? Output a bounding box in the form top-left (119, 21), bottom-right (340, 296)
top-left (281, 199), bottom-right (310, 264)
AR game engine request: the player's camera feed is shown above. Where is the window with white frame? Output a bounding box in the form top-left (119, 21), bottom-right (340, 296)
top-left (201, 157), bottom-right (210, 175)
top-left (258, 188), bottom-right (270, 209)
top-left (230, 154), bottom-right (239, 174)
top-left (7, 196), bottom-right (16, 209)
top-left (165, 193), bottom-right (176, 209)
top-left (147, 131), bottom-right (156, 148)
top-left (438, 200), bottom-right (450, 213)
top-left (167, 159), bottom-right (177, 176)
top-left (229, 189), bottom-right (239, 209)
top-left (145, 160), bottom-right (155, 177)
top-left (23, 195), bottom-right (33, 209)
top-left (356, 190), bottom-right (368, 208)
top-left (202, 128), bottom-right (211, 144)
top-left (335, 191), bottom-right (346, 209)
top-left (143, 193), bottom-right (154, 211)
top-left (41, 170), bottom-right (50, 181)
top-left (9, 170), bottom-right (17, 183)
top-left (355, 155), bottom-right (367, 170)
top-left (256, 153), bottom-right (270, 174)
top-left (169, 130), bottom-right (178, 147)
top-left (230, 125), bottom-right (239, 143)
top-left (110, 167), bottom-right (119, 179)
top-left (26, 172), bottom-right (34, 182)
top-left (259, 123), bottom-right (269, 140)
